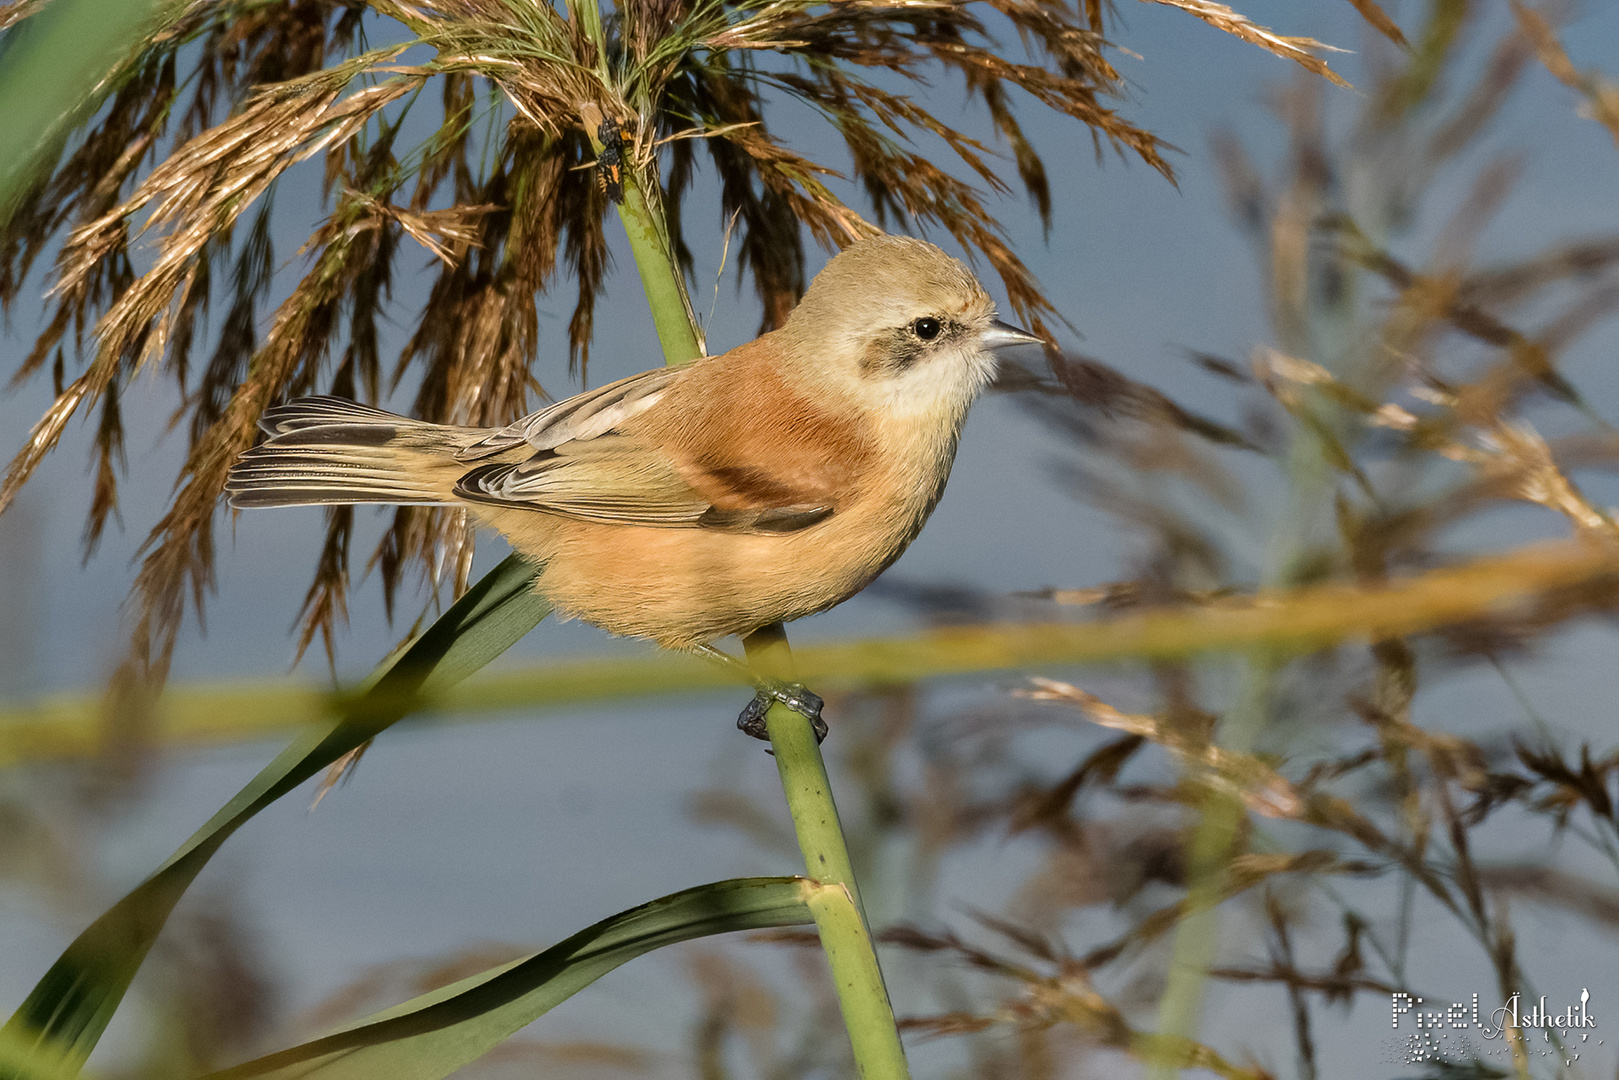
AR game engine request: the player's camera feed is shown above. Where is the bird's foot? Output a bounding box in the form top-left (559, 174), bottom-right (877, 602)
top-left (737, 682), bottom-right (827, 743)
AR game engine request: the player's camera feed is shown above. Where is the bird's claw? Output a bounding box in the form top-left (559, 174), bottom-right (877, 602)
top-left (737, 682), bottom-right (827, 743)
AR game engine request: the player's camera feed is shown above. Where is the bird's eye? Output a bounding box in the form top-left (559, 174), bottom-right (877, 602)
top-left (912, 317), bottom-right (943, 341)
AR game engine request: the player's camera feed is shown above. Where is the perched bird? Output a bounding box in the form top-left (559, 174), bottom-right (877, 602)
top-left (226, 235), bottom-right (1041, 736)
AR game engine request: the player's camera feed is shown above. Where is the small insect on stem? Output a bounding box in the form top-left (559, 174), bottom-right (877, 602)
top-left (596, 118), bottom-right (626, 204)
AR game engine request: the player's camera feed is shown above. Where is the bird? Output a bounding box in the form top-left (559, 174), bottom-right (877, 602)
top-left (226, 235), bottom-right (1042, 738)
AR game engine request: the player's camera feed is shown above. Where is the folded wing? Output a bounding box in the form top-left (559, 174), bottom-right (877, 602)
top-left (455, 434), bottom-right (835, 533)
top-left (232, 358), bottom-right (858, 536)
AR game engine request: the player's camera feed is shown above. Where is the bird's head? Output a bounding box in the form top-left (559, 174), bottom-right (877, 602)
top-left (782, 235), bottom-right (1041, 420)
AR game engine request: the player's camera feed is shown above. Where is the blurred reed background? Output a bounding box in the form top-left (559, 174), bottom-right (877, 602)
top-left (3, 1), bottom-right (1619, 1078)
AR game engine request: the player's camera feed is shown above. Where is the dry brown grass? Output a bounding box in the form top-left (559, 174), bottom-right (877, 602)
top-left (8, 2), bottom-right (1618, 1076)
top-left (0, 0), bottom-right (1208, 678)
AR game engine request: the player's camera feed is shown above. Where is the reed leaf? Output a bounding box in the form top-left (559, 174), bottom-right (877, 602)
top-left (202, 877), bottom-right (814, 1080)
top-left (0, 554), bottom-right (549, 1073)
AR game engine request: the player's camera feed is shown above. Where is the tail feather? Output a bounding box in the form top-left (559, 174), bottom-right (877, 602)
top-left (257, 395), bottom-right (419, 435)
top-left (226, 398), bottom-right (472, 508)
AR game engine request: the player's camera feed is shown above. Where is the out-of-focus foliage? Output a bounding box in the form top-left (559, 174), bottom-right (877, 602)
top-left (2, 537), bottom-right (1610, 768)
top-left (5, 0), bottom-right (1619, 1078)
top-left (653, 5), bottom-right (1619, 1079)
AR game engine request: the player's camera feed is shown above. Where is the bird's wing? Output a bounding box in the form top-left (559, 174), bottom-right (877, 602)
top-left (453, 434), bottom-right (835, 533)
top-left (455, 367), bottom-right (680, 461)
top-left (451, 357), bottom-right (867, 533)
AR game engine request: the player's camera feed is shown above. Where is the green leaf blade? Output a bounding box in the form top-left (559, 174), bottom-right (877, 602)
top-left (0, 0), bottom-right (165, 221)
top-left (205, 877), bottom-right (813, 1080)
top-left (2, 555), bottom-right (549, 1074)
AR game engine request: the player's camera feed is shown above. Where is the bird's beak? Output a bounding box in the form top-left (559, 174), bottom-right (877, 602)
top-left (979, 318), bottom-right (1044, 351)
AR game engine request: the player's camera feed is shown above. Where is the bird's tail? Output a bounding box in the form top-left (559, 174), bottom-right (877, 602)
top-left (226, 396), bottom-right (477, 508)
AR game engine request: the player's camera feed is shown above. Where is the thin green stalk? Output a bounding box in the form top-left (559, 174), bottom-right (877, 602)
top-left (801, 881), bottom-right (908, 1080)
top-left (5, 539), bottom-right (1607, 766)
top-left (1147, 659), bottom-right (1275, 1080)
top-left (1150, 331), bottom-right (1351, 1073)
top-left (570, 2), bottom-right (702, 364)
top-left (747, 625), bottom-right (909, 1080)
top-left (616, 173), bottom-right (704, 363)
top-left (580, 101), bottom-right (704, 366)
top-left (584, 64), bottom-right (902, 1074)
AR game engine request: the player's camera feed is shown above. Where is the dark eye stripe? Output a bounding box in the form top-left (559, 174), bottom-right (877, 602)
top-left (859, 319), bottom-right (962, 376)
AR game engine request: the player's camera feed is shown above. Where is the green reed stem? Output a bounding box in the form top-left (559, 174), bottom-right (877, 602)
top-left (748, 624), bottom-right (910, 1080)
top-left (1148, 658), bottom-right (1276, 1080)
top-left (589, 57), bottom-right (905, 1074)
top-left (1151, 278), bottom-right (1350, 1075)
top-left (616, 173), bottom-right (704, 364)
top-left (579, 98), bottom-right (704, 367)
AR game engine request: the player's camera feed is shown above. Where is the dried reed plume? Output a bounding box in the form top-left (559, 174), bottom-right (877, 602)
top-left (0, 0), bottom-right (1391, 680)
